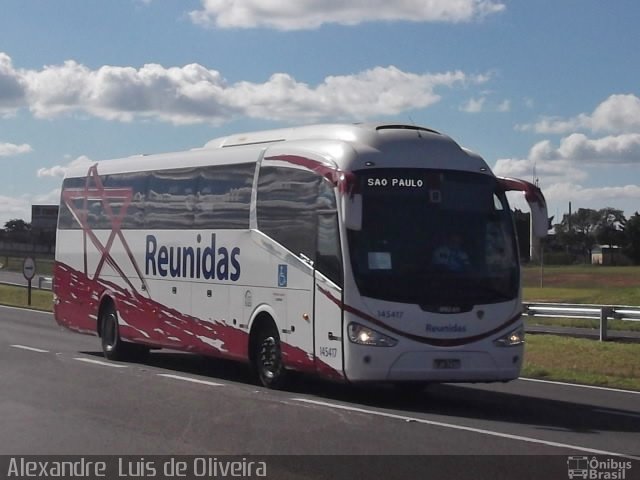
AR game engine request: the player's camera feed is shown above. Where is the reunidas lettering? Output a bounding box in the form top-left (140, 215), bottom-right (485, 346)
top-left (425, 323), bottom-right (467, 333)
top-left (145, 233), bottom-right (241, 281)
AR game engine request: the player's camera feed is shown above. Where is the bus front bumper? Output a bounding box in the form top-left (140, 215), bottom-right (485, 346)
top-left (345, 346), bottom-right (524, 383)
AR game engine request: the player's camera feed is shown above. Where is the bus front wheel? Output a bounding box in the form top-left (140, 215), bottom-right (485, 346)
top-left (253, 324), bottom-right (287, 389)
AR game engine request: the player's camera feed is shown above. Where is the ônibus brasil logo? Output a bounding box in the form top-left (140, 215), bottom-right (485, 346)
top-left (567, 456), bottom-right (632, 480)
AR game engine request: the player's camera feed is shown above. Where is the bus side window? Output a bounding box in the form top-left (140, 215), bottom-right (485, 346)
top-left (194, 163), bottom-right (253, 229)
top-left (145, 168), bottom-right (197, 229)
top-left (58, 177), bottom-right (85, 230)
top-left (104, 171), bottom-right (149, 230)
top-left (256, 166), bottom-right (320, 261)
top-left (315, 180), bottom-right (342, 287)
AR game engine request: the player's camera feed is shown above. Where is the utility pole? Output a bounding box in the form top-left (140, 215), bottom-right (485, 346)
top-left (530, 176), bottom-right (541, 263)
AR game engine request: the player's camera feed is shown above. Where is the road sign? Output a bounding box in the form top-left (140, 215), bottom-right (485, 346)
top-left (23, 257), bottom-right (36, 306)
top-left (23, 257), bottom-right (36, 281)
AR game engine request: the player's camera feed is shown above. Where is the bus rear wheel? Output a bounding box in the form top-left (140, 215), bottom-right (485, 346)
top-left (253, 324), bottom-right (287, 389)
top-left (100, 302), bottom-right (147, 361)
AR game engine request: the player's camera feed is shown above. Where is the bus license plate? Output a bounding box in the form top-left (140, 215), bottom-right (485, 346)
top-left (434, 359), bottom-right (461, 369)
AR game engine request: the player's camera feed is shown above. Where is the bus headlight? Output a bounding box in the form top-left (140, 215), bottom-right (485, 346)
top-left (494, 326), bottom-right (525, 347)
top-left (348, 322), bottom-right (397, 347)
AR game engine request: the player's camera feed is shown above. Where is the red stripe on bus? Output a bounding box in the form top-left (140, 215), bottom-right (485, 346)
top-left (54, 262), bottom-right (342, 380)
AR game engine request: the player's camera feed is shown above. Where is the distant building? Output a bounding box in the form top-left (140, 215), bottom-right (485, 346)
top-left (31, 205), bottom-right (58, 233)
top-left (591, 245), bottom-right (630, 266)
top-left (31, 205), bottom-right (58, 248)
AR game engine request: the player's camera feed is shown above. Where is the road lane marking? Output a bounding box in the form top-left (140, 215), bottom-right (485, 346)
top-left (293, 398), bottom-right (640, 460)
top-left (158, 374), bottom-right (223, 387)
top-left (10, 344), bottom-right (49, 353)
top-left (73, 358), bottom-right (129, 368)
top-left (519, 377), bottom-right (640, 395)
top-left (593, 408), bottom-right (640, 419)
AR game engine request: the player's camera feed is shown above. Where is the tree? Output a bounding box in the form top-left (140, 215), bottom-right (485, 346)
top-left (623, 212), bottom-right (640, 265)
top-left (3, 218), bottom-right (31, 233)
top-left (595, 207), bottom-right (626, 249)
top-left (553, 208), bottom-right (600, 262)
top-left (2, 218), bottom-right (31, 243)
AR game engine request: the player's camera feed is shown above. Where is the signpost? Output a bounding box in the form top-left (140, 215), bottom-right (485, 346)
top-left (23, 257), bottom-right (36, 306)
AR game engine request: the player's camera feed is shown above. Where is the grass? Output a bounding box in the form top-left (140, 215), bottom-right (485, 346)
top-left (0, 284), bottom-right (53, 311)
top-left (523, 334), bottom-right (640, 391)
top-left (523, 264), bottom-right (640, 305)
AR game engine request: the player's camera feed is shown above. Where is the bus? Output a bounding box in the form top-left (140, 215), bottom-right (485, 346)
top-left (53, 123), bottom-right (548, 389)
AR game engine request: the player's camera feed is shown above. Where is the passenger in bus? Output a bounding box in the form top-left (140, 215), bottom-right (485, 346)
top-left (432, 233), bottom-right (470, 272)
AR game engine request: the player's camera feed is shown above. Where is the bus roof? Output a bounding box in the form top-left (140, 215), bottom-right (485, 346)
top-left (202, 123), bottom-right (445, 149)
top-left (64, 123), bottom-right (488, 178)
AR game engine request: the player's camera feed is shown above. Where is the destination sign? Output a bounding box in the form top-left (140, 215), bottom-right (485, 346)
top-left (365, 177), bottom-right (425, 189)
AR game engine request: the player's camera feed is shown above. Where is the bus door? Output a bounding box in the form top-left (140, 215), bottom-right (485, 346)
top-left (313, 186), bottom-right (345, 378)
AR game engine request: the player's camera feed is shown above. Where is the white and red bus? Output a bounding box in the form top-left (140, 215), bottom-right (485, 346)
top-left (54, 123), bottom-right (548, 388)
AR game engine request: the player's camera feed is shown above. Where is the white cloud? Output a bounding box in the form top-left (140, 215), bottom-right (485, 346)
top-left (529, 133), bottom-right (640, 165)
top-left (589, 94), bottom-right (640, 133)
top-left (497, 99), bottom-right (510, 112)
top-left (517, 94), bottom-right (640, 135)
top-left (32, 187), bottom-right (61, 206)
top-left (190, 0), bottom-right (505, 31)
top-left (0, 194), bottom-right (31, 226)
top-left (509, 93), bottom-right (640, 216)
top-left (0, 53), bottom-right (488, 125)
top-left (459, 96), bottom-right (510, 113)
top-left (229, 68), bottom-right (480, 121)
top-left (495, 129), bottom-right (640, 217)
top-left (494, 131), bottom-right (640, 190)
top-left (542, 183), bottom-right (640, 214)
top-left (493, 157), bottom-right (587, 184)
top-left (0, 53), bottom-right (26, 113)
top-left (37, 155), bottom-right (93, 178)
top-left (460, 97), bottom-right (485, 113)
top-left (0, 142), bottom-right (32, 157)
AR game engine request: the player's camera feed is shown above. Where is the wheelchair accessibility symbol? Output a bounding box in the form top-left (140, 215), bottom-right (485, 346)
top-left (278, 264), bottom-right (288, 287)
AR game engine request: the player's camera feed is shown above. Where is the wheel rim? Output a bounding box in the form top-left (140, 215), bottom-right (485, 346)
top-left (103, 312), bottom-right (117, 351)
top-left (259, 336), bottom-right (282, 380)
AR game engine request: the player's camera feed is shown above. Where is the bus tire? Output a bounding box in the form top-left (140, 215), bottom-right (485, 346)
top-left (253, 323), bottom-right (287, 389)
top-left (100, 301), bottom-right (148, 361)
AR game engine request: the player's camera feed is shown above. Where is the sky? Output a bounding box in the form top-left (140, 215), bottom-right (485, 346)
top-left (1, 0), bottom-right (639, 227)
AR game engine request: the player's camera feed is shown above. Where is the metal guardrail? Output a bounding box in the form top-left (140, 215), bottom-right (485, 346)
top-left (523, 302), bottom-right (640, 341)
top-left (38, 276), bottom-right (53, 290)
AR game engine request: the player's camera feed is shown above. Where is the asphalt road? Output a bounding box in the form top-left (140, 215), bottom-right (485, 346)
top-left (1, 305), bottom-right (639, 479)
top-left (0, 269), bottom-right (51, 289)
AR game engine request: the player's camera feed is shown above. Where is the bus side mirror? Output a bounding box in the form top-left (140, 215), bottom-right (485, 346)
top-left (341, 194), bottom-right (362, 230)
top-left (528, 196), bottom-right (549, 238)
top-left (497, 177), bottom-right (549, 238)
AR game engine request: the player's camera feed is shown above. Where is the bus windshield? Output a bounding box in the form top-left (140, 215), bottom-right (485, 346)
top-left (347, 168), bottom-right (519, 309)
